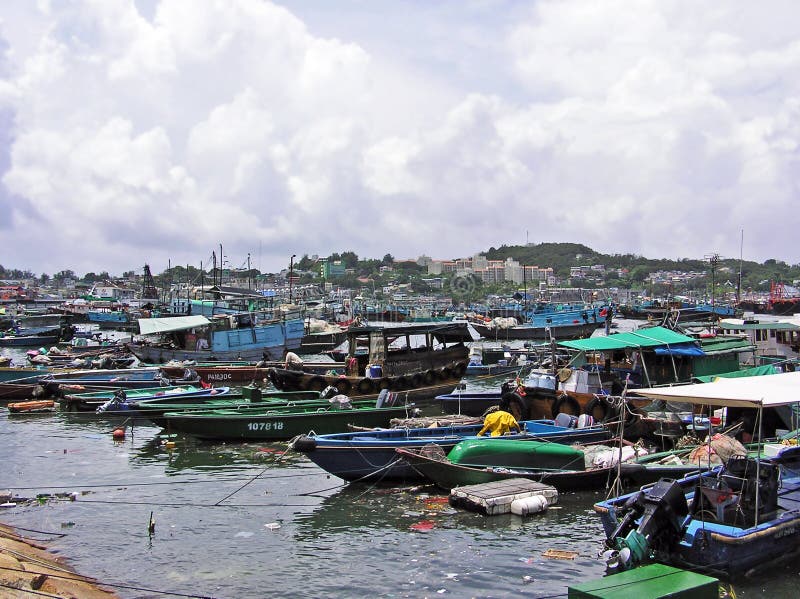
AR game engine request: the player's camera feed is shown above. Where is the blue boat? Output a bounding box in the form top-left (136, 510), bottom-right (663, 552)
top-left (127, 312), bottom-right (305, 363)
top-left (291, 418), bottom-right (610, 482)
top-left (86, 310), bottom-right (131, 327)
top-left (595, 372), bottom-right (800, 579)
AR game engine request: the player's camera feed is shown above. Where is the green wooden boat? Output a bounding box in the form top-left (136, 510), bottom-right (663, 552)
top-left (135, 389), bottom-right (337, 427)
top-left (396, 440), bottom-right (615, 491)
top-left (448, 438), bottom-right (587, 471)
top-left (160, 400), bottom-right (417, 441)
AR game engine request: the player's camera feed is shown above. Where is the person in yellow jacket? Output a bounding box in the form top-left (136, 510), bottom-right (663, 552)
top-left (477, 396), bottom-right (522, 437)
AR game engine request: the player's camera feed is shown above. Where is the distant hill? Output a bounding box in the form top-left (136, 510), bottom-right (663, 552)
top-left (482, 242), bottom-right (799, 290)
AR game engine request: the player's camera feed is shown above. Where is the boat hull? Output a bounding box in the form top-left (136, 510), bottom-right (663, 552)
top-left (396, 447), bottom-right (613, 491)
top-left (161, 404), bottom-right (416, 441)
top-left (268, 366), bottom-right (464, 402)
top-left (292, 420), bottom-right (611, 482)
top-left (471, 321), bottom-right (597, 341)
top-left (594, 465), bottom-right (800, 579)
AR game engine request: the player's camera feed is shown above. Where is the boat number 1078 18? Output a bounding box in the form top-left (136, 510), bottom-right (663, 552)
top-left (247, 422), bottom-right (285, 431)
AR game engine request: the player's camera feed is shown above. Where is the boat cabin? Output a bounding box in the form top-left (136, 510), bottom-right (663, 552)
top-left (344, 322), bottom-right (477, 377)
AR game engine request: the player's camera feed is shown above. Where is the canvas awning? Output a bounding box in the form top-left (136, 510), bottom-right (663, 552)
top-left (558, 326), bottom-right (696, 352)
top-left (137, 315), bottom-right (211, 336)
top-left (693, 364), bottom-right (778, 383)
top-left (632, 371), bottom-right (800, 408)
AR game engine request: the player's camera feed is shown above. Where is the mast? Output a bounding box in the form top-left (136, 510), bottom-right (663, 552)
top-left (737, 229), bottom-right (744, 304)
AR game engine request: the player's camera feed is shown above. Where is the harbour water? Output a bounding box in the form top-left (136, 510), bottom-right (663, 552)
top-left (0, 342), bottom-right (798, 597)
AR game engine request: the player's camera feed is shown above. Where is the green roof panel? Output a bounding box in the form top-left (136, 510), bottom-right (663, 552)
top-left (558, 326), bottom-right (695, 351)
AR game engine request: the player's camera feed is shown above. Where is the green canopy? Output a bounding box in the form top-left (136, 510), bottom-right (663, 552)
top-left (558, 326), bottom-right (695, 352)
top-left (693, 364), bottom-right (779, 383)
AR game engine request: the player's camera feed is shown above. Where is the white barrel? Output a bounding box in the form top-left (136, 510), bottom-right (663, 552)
top-left (510, 495), bottom-right (548, 516)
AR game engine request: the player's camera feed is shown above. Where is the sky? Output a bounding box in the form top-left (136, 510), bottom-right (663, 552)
top-left (1, 0), bottom-right (799, 278)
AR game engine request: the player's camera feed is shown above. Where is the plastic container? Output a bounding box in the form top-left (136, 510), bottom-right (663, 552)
top-left (367, 364), bottom-right (383, 378)
top-left (540, 375), bottom-right (557, 390)
top-left (526, 373), bottom-right (542, 387)
top-left (510, 495), bottom-right (548, 516)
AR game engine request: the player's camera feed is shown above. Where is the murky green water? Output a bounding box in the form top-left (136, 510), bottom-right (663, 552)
top-left (1, 342), bottom-right (798, 597)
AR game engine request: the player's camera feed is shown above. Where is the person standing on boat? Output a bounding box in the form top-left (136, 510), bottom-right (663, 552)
top-left (477, 396), bottom-right (521, 437)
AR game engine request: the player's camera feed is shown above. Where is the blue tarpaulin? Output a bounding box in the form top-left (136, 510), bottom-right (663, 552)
top-left (653, 345), bottom-right (705, 356)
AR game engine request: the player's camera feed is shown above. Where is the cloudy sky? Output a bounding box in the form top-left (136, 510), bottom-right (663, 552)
top-left (1, 0), bottom-right (799, 278)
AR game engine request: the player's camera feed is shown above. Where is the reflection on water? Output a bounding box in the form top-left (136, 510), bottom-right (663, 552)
top-left (132, 433), bottom-right (309, 474)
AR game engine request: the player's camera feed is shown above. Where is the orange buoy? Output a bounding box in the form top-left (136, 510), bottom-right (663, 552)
top-left (112, 428), bottom-right (126, 439)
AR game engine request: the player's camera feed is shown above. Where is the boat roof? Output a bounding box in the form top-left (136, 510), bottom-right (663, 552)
top-left (346, 321), bottom-right (480, 342)
top-left (137, 315), bottom-right (211, 335)
top-left (632, 370), bottom-right (800, 408)
top-left (720, 318), bottom-right (800, 331)
top-left (558, 326), bottom-right (695, 351)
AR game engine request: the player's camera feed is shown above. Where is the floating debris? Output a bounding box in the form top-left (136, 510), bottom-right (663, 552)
top-left (264, 522), bottom-right (281, 531)
top-left (409, 520), bottom-right (435, 532)
top-left (542, 549), bottom-right (578, 560)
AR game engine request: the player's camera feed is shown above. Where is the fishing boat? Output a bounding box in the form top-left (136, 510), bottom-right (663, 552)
top-left (291, 418), bottom-right (612, 482)
top-left (159, 398), bottom-right (417, 441)
top-left (58, 384), bottom-right (232, 413)
top-left (267, 322), bottom-right (473, 401)
top-left (0, 332), bottom-right (62, 347)
top-left (470, 320), bottom-right (598, 341)
top-left (396, 439), bottom-right (616, 492)
top-left (38, 366), bottom-right (199, 391)
top-left (127, 312), bottom-right (305, 363)
top-left (133, 387), bottom-right (324, 426)
top-left (595, 371), bottom-right (800, 579)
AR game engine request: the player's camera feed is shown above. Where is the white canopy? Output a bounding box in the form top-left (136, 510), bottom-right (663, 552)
top-left (137, 315), bottom-right (211, 336)
top-left (633, 370), bottom-right (800, 408)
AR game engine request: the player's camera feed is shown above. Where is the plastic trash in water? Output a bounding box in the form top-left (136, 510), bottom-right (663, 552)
top-left (409, 520), bottom-right (435, 532)
top-left (264, 522), bottom-right (281, 531)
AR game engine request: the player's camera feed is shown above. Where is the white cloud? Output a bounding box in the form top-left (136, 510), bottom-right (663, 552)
top-left (1, 0), bottom-right (799, 277)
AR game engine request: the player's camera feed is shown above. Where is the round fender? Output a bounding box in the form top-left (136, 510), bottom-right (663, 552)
top-left (291, 436), bottom-right (317, 453)
top-left (552, 393), bottom-right (581, 418)
top-left (502, 391), bottom-right (528, 421)
top-left (377, 377), bottom-right (393, 390)
top-left (307, 375), bottom-right (327, 392)
top-left (422, 371), bottom-right (436, 386)
top-left (334, 378), bottom-right (352, 395)
top-left (410, 373), bottom-right (424, 389)
top-left (585, 395), bottom-right (610, 421)
top-left (452, 362), bottom-right (468, 377)
top-left (356, 378), bottom-right (376, 395)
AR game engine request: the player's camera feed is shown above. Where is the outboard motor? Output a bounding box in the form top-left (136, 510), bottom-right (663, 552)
top-left (320, 386), bottom-right (339, 399)
top-left (602, 479), bottom-right (689, 572)
top-left (96, 389), bottom-right (129, 414)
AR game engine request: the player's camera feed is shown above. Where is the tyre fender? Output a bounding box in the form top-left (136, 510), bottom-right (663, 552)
top-left (356, 378), bottom-right (375, 395)
top-left (502, 391), bottom-right (529, 421)
top-left (585, 395), bottom-right (610, 421)
top-left (552, 393), bottom-right (581, 418)
top-left (307, 375), bottom-right (327, 392)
